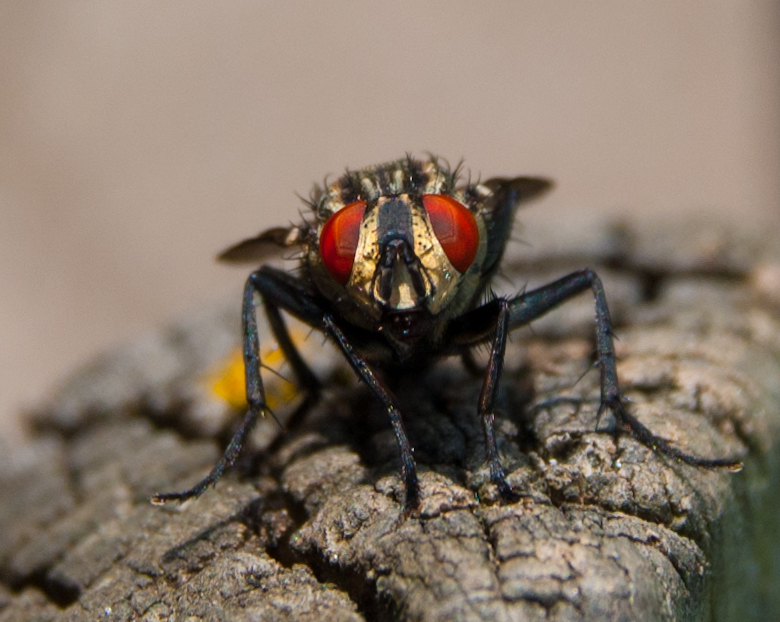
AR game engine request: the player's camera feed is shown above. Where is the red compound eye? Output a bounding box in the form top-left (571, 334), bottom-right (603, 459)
top-left (319, 201), bottom-right (366, 285)
top-left (422, 194), bottom-right (479, 273)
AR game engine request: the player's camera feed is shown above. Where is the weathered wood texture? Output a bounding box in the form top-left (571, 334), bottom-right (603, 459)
top-left (1, 214), bottom-right (779, 621)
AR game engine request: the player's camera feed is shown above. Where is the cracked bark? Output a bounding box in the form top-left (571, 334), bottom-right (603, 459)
top-left (1, 213), bottom-right (779, 622)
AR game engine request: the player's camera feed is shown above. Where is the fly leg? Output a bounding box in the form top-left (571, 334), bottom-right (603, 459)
top-left (476, 299), bottom-right (520, 499)
top-left (444, 268), bottom-right (741, 488)
top-left (263, 301), bottom-right (320, 432)
top-left (152, 272), bottom-right (271, 503)
top-left (323, 316), bottom-right (420, 511)
top-left (506, 269), bottom-right (741, 469)
top-left (442, 298), bottom-right (522, 499)
top-left (152, 267), bottom-right (327, 504)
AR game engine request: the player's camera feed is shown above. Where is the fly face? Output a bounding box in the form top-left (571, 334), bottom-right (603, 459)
top-left (310, 158), bottom-right (489, 342)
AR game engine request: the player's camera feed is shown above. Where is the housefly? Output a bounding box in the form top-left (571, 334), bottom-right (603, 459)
top-left (152, 155), bottom-right (741, 510)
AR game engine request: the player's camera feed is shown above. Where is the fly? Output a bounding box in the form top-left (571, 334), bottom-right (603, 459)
top-left (151, 155), bottom-right (742, 510)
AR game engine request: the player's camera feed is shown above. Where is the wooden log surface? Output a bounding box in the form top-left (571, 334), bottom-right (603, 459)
top-left (1, 212), bottom-right (779, 621)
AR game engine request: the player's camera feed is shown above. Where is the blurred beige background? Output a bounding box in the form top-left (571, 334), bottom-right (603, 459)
top-left (1, 2), bottom-right (778, 446)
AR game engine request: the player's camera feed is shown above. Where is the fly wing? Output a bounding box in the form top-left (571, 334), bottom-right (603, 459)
top-left (479, 176), bottom-right (554, 276)
top-left (218, 225), bottom-right (310, 264)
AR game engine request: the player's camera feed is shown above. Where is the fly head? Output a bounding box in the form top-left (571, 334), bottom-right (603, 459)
top-left (308, 157), bottom-right (492, 342)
